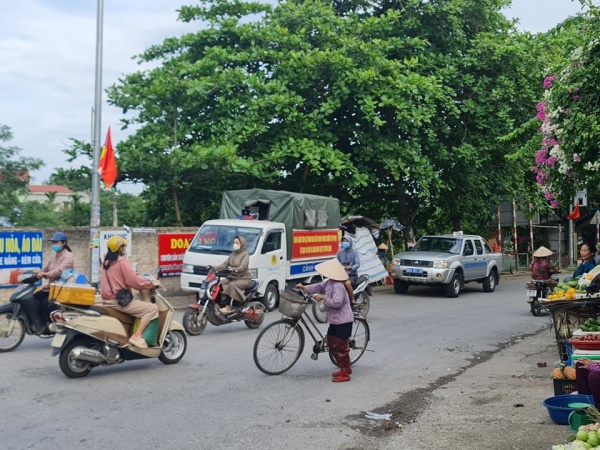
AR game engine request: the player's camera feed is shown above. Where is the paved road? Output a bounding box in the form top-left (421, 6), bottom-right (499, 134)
top-left (0, 274), bottom-right (547, 450)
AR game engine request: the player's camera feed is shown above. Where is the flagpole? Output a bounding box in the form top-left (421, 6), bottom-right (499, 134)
top-left (90, 0), bottom-right (104, 284)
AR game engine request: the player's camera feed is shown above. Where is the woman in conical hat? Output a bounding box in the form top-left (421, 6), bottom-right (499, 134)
top-left (296, 258), bottom-right (353, 383)
top-left (529, 246), bottom-right (559, 286)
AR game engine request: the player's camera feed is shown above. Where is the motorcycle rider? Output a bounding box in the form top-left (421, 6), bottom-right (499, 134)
top-left (213, 236), bottom-right (251, 315)
top-left (100, 236), bottom-right (161, 349)
top-left (529, 246), bottom-right (559, 290)
top-left (337, 235), bottom-right (360, 306)
top-left (24, 232), bottom-right (75, 335)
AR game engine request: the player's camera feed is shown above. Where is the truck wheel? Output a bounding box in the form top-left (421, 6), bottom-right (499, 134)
top-left (261, 283), bottom-right (279, 312)
top-left (445, 273), bottom-right (462, 298)
top-left (482, 271), bottom-right (498, 293)
top-left (393, 279), bottom-right (409, 294)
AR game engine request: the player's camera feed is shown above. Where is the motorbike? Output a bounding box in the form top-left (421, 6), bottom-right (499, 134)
top-left (312, 274), bottom-right (372, 323)
top-left (0, 270), bottom-right (57, 352)
top-left (49, 274), bottom-right (187, 378)
top-left (182, 268), bottom-right (265, 336)
top-left (527, 277), bottom-right (558, 316)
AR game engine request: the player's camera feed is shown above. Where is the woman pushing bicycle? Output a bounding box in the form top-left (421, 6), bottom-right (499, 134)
top-left (296, 258), bottom-right (354, 382)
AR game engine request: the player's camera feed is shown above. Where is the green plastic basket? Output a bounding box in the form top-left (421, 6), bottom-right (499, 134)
top-left (131, 318), bottom-right (159, 346)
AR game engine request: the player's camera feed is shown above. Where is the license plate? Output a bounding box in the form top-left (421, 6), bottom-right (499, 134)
top-left (527, 290), bottom-right (538, 297)
top-left (51, 333), bottom-right (66, 348)
top-left (406, 268), bottom-right (423, 274)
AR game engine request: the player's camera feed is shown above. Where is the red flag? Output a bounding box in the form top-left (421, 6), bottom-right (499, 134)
top-left (98, 127), bottom-right (117, 189)
top-left (567, 203), bottom-right (580, 220)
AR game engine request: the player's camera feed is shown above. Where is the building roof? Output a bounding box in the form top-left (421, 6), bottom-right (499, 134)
top-left (28, 185), bottom-right (74, 194)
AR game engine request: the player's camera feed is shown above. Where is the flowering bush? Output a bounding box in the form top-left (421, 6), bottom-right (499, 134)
top-left (533, 4), bottom-right (600, 208)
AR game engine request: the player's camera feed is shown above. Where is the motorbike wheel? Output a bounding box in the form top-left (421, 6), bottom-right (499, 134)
top-left (245, 301), bottom-right (266, 329)
top-left (530, 300), bottom-right (542, 317)
top-left (182, 308), bottom-right (207, 336)
top-left (59, 338), bottom-right (93, 378)
top-left (354, 292), bottom-right (370, 317)
top-left (312, 301), bottom-right (327, 323)
top-left (159, 330), bottom-right (187, 364)
top-left (0, 312), bottom-right (25, 352)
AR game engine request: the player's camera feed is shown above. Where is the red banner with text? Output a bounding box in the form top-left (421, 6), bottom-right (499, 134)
top-left (291, 229), bottom-right (340, 260)
top-left (158, 233), bottom-right (195, 277)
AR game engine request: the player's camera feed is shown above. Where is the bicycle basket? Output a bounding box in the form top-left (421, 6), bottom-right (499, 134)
top-left (279, 290), bottom-right (310, 318)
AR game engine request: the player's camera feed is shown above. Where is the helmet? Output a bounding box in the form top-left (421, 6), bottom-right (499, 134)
top-left (50, 232), bottom-right (68, 242)
top-left (107, 236), bottom-right (128, 252)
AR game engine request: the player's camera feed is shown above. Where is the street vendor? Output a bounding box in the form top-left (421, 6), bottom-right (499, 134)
top-left (529, 246), bottom-right (559, 287)
top-left (573, 242), bottom-right (597, 278)
top-left (576, 358), bottom-right (600, 407)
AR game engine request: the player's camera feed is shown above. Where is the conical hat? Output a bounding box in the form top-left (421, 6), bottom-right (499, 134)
top-left (533, 246), bottom-right (553, 257)
top-left (378, 243), bottom-right (388, 250)
top-left (315, 258), bottom-right (349, 281)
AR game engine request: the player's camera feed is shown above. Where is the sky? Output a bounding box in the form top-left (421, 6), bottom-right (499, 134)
top-left (0, 0), bottom-right (595, 194)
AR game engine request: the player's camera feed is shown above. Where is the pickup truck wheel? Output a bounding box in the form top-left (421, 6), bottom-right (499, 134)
top-left (445, 273), bottom-right (462, 298)
top-left (393, 279), bottom-right (409, 294)
top-left (482, 271), bottom-right (498, 292)
top-left (261, 283), bottom-right (279, 312)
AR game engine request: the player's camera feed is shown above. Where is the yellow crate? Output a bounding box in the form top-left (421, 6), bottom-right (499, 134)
top-left (49, 283), bottom-right (96, 306)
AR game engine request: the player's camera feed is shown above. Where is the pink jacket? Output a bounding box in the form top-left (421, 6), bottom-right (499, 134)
top-left (303, 279), bottom-right (353, 325)
top-left (100, 257), bottom-right (154, 300)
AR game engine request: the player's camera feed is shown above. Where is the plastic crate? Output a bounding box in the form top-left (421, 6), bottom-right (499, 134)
top-left (49, 283), bottom-right (96, 306)
top-left (553, 378), bottom-right (577, 395)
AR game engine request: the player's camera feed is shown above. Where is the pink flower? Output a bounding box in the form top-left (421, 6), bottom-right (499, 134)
top-left (574, 154), bottom-right (581, 162)
top-left (550, 200), bottom-right (559, 208)
top-left (543, 76), bottom-right (557, 89)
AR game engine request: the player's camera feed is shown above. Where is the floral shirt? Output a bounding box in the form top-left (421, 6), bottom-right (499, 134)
top-left (41, 250), bottom-right (75, 291)
top-left (303, 279), bottom-right (353, 325)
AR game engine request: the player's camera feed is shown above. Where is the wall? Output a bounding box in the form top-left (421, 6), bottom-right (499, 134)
top-left (0, 226), bottom-right (198, 304)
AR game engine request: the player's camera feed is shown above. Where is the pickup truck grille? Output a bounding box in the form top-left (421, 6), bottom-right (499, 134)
top-left (400, 259), bottom-right (433, 268)
top-left (191, 266), bottom-right (210, 276)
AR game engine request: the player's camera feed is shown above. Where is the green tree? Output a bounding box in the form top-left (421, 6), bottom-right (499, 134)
top-left (0, 125), bottom-right (43, 222)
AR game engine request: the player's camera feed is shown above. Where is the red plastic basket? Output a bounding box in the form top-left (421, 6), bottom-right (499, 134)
top-left (568, 339), bottom-right (600, 351)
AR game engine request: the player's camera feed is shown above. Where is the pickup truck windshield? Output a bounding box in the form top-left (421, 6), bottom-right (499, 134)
top-left (412, 237), bottom-right (462, 254)
top-left (189, 225), bottom-right (261, 255)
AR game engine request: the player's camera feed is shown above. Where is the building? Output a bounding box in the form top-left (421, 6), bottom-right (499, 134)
top-left (26, 185), bottom-right (90, 210)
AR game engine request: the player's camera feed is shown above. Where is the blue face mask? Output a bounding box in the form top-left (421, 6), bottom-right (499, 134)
top-left (342, 242), bottom-right (350, 249)
top-left (52, 244), bottom-right (62, 253)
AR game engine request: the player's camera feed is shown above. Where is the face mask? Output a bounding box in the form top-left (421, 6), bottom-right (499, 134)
top-left (52, 244), bottom-right (62, 253)
top-left (342, 242), bottom-right (350, 249)
top-left (233, 244), bottom-right (241, 251)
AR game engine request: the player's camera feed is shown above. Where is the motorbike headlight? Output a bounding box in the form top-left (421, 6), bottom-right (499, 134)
top-left (433, 260), bottom-right (448, 269)
top-left (182, 264), bottom-right (194, 274)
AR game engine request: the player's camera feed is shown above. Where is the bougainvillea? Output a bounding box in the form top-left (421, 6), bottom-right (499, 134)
top-left (533, 2), bottom-right (600, 208)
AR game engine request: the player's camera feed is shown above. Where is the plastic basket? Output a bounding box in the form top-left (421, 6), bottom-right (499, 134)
top-left (131, 318), bottom-right (159, 346)
top-left (553, 378), bottom-right (577, 396)
top-left (278, 290), bottom-right (310, 319)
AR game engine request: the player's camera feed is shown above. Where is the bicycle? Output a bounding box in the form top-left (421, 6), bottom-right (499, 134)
top-left (252, 289), bottom-right (370, 375)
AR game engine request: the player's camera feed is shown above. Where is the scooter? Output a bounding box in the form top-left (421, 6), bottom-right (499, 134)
top-left (312, 274), bottom-right (372, 323)
top-left (49, 275), bottom-right (187, 378)
top-left (182, 268), bottom-right (265, 336)
top-left (526, 277), bottom-right (558, 316)
top-left (0, 270), bottom-right (56, 352)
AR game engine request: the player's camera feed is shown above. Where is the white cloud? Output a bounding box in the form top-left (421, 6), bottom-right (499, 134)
top-left (0, 0), bottom-right (597, 190)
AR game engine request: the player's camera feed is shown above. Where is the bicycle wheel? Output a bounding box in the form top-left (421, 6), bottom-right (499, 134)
top-left (253, 319), bottom-right (305, 375)
top-left (349, 317), bottom-right (370, 364)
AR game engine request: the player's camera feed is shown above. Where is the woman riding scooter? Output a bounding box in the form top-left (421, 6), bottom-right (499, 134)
top-left (100, 236), bottom-right (161, 349)
top-left (20, 232), bottom-right (75, 335)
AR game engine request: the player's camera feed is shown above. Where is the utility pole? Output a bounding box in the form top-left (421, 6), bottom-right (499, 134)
top-left (89, 0), bottom-right (104, 284)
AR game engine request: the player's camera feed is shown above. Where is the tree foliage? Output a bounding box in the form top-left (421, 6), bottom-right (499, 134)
top-left (106, 0), bottom-right (566, 241)
top-left (0, 125), bottom-right (44, 223)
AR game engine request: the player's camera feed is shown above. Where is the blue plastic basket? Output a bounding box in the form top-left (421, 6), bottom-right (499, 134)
top-left (543, 394), bottom-right (595, 425)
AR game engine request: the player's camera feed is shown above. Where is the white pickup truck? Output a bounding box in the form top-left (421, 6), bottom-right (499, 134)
top-left (389, 232), bottom-right (502, 298)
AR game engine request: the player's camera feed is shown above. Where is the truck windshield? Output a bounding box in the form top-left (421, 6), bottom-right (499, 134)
top-left (189, 225), bottom-right (261, 255)
top-left (412, 237), bottom-right (462, 254)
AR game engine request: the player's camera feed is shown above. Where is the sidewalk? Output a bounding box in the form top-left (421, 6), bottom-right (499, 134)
top-left (376, 326), bottom-right (576, 449)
